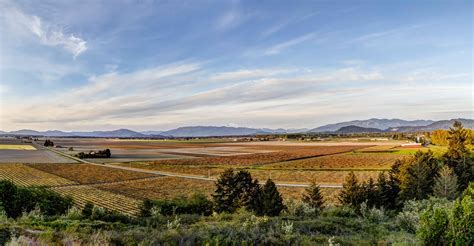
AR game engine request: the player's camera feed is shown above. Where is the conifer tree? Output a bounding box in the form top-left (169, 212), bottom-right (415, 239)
top-left (444, 121), bottom-right (473, 191)
top-left (339, 171), bottom-right (361, 207)
top-left (433, 166), bottom-right (458, 200)
top-left (302, 181), bottom-right (325, 213)
top-left (212, 169), bottom-right (260, 213)
top-left (361, 177), bottom-right (378, 207)
top-left (259, 179), bottom-right (285, 216)
top-left (399, 150), bottom-right (441, 200)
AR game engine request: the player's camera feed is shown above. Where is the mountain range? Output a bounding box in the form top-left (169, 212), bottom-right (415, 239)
top-left (1, 118), bottom-right (472, 137)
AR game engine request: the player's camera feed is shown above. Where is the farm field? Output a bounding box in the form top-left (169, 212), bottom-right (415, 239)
top-left (0, 164), bottom-right (77, 186)
top-left (0, 144), bottom-right (36, 150)
top-left (51, 185), bottom-right (142, 216)
top-left (28, 163), bottom-right (158, 184)
top-left (0, 138), bottom-right (427, 215)
top-left (265, 152), bottom-right (407, 169)
top-left (0, 138), bottom-right (76, 163)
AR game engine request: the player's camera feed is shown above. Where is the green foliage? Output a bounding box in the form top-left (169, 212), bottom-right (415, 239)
top-left (212, 169), bottom-right (260, 213)
top-left (302, 181), bottom-right (325, 214)
top-left (256, 179), bottom-right (285, 216)
top-left (82, 202), bottom-right (94, 218)
top-left (338, 171), bottom-right (362, 207)
top-left (462, 182), bottom-right (474, 198)
top-left (147, 193), bottom-right (213, 216)
top-left (417, 193), bottom-right (474, 245)
top-left (433, 165), bottom-right (458, 200)
top-left (399, 150), bottom-right (441, 200)
top-left (444, 121), bottom-right (474, 191)
top-left (377, 171), bottom-right (401, 210)
top-left (0, 180), bottom-right (72, 218)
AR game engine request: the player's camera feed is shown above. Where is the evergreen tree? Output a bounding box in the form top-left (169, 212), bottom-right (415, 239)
top-left (445, 121), bottom-right (469, 159)
top-left (339, 172), bottom-right (362, 207)
top-left (444, 121), bottom-right (473, 191)
top-left (433, 166), bottom-right (458, 200)
top-left (399, 150), bottom-right (441, 200)
top-left (361, 177), bottom-right (378, 207)
top-left (302, 181), bottom-right (325, 213)
top-left (212, 169), bottom-right (259, 213)
top-left (259, 179), bottom-right (285, 216)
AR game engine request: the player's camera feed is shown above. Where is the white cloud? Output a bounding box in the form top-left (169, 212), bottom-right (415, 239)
top-left (265, 33), bottom-right (315, 55)
top-left (4, 5), bottom-right (87, 58)
top-left (209, 69), bottom-right (291, 81)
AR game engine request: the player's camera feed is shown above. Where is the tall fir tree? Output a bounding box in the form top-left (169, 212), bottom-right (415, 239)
top-left (339, 171), bottom-right (362, 207)
top-left (302, 181), bottom-right (325, 213)
top-left (399, 150), bottom-right (441, 200)
top-left (444, 121), bottom-right (473, 191)
top-left (259, 179), bottom-right (285, 216)
top-left (212, 169), bottom-right (260, 213)
top-left (433, 166), bottom-right (458, 200)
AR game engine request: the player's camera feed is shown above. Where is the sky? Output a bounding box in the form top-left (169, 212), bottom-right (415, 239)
top-left (0, 0), bottom-right (472, 131)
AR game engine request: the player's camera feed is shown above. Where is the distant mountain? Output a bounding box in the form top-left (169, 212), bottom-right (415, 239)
top-left (387, 118), bottom-right (474, 132)
top-left (335, 125), bottom-right (384, 134)
top-left (311, 118), bottom-right (434, 132)
top-left (141, 130), bottom-right (164, 135)
top-left (8, 129), bottom-right (43, 135)
top-left (71, 129), bottom-right (147, 138)
top-left (160, 126), bottom-right (265, 137)
top-left (3, 129), bottom-right (147, 138)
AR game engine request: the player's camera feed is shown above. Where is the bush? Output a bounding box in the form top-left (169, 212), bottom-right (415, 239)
top-left (359, 202), bottom-right (386, 223)
top-left (284, 199), bottom-right (316, 217)
top-left (0, 180), bottom-right (73, 218)
top-left (417, 194), bottom-right (473, 245)
top-left (148, 193), bottom-right (213, 216)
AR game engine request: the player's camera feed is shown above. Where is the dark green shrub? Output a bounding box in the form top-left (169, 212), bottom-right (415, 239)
top-left (151, 193), bottom-right (213, 216)
top-left (0, 180), bottom-right (72, 218)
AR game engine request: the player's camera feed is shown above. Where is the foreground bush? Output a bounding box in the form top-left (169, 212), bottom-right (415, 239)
top-left (417, 194), bottom-right (474, 245)
top-left (142, 193), bottom-right (213, 216)
top-left (0, 180), bottom-right (72, 218)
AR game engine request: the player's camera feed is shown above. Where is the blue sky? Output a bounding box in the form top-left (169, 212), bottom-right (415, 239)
top-left (0, 0), bottom-right (472, 131)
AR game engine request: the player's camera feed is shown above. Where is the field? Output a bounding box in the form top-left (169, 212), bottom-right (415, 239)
top-left (28, 163), bottom-right (158, 184)
top-left (0, 144), bottom-right (36, 150)
top-left (0, 137), bottom-right (425, 215)
top-left (0, 138), bottom-right (76, 163)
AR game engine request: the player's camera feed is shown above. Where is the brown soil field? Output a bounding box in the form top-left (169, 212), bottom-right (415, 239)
top-left (28, 163), bottom-right (158, 184)
top-left (129, 145), bottom-right (365, 168)
top-left (248, 169), bottom-right (381, 185)
top-left (266, 152), bottom-right (404, 169)
top-left (96, 176), bottom-right (215, 200)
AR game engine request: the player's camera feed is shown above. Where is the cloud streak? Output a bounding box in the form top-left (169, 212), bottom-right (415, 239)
top-left (4, 5), bottom-right (87, 58)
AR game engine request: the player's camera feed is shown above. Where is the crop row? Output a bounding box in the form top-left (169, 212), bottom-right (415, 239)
top-left (28, 163), bottom-right (158, 184)
top-left (0, 164), bottom-right (77, 187)
top-left (52, 185), bottom-right (142, 216)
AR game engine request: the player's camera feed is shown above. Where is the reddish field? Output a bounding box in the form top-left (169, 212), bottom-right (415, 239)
top-left (133, 145), bottom-right (365, 167)
top-left (266, 152), bottom-right (404, 169)
top-left (97, 176), bottom-right (215, 200)
top-left (28, 163), bottom-right (157, 184)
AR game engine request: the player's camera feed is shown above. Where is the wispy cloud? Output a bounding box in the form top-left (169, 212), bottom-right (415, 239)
top-left (3, 5), bottom-right (87, 58)
top-left (265, 33), bottom-right (316, 55)
top-left (261, 11), bottom-right (318, 38)
top-left (209, 69), bottom-right (291, 81)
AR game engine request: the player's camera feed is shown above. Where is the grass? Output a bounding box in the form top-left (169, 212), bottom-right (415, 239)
top-left (0, 144), bottom-right (36, 150)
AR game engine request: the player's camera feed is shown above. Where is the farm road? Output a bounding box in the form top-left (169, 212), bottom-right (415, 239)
top-left (39, 144), bottom-right (342, 189)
